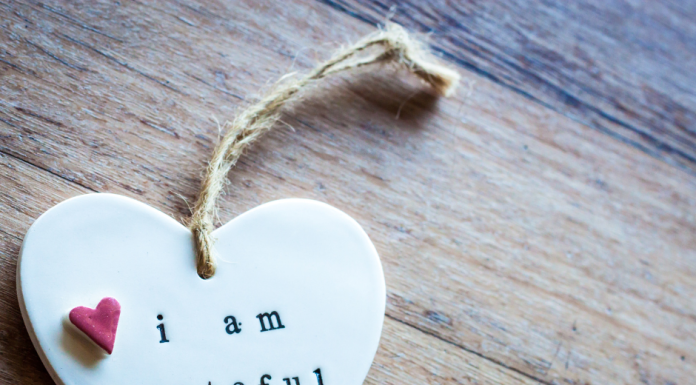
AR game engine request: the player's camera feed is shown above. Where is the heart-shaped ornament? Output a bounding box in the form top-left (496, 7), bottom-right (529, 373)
top-left (17, 194), bottom-right (385, 384)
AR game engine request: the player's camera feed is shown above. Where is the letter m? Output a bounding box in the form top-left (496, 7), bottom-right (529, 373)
top-left (256, 311), bottom-right (286, 332)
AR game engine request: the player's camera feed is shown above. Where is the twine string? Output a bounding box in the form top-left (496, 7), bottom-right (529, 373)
top-left (189, 23), bottom-right (460, 279)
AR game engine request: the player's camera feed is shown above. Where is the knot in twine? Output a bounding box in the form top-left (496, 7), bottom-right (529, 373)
top-left (189, 23), bottom-right (460, 279)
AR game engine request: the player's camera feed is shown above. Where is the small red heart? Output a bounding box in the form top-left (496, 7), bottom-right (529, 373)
top-left (69, 297), bottom-right (121, 354)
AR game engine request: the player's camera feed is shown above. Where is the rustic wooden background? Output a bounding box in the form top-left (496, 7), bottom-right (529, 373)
top-left (1, 0), bottom-right (695, 384)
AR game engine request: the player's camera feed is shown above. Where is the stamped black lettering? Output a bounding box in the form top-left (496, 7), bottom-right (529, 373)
top-left (314, 368), bottom-right (324, 385)
top-left (224, 315), bottom-right (242, 334)
top-left (256, 311), bottom-right (285, 332)
top-left (156, 314), bottom-right (169, 343)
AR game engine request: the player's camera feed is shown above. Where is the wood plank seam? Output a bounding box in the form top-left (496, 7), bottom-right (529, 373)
top-left (0, 148), bottom-right (97, 193)
top-left (386, 314), bottom-right (549, 385)
top-left (58, 34), bottom-right (185, 94)
top-left (428, 46), bottom-right (696, 168)
top-left (0, 227), bottom-right (21, 243)
top-left (316, 0), bottom-right (696, 176)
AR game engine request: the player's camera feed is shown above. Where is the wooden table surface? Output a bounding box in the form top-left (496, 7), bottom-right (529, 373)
top-left (1, 1), bottom-right (695, 384)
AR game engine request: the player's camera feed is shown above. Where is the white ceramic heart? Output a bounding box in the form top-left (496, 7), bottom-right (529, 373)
top-left (17, 194), bottom-right (385, 385)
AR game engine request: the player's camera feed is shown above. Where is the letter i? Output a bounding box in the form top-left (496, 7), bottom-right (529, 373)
top-left (157, 314), bottom-right (169, 343)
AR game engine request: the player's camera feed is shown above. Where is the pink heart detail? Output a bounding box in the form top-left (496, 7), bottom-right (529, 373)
top-left (69, 297), bottom-right (121, 354)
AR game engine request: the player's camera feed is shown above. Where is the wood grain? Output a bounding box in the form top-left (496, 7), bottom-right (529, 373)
top-left (0, 1), bottom-right (694, 384)
top-left (321, 0), bottom-right (696, 174)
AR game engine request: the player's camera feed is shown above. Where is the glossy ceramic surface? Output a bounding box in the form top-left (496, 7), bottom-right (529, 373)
top-left (17, 194), bottom-right (385, 385)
